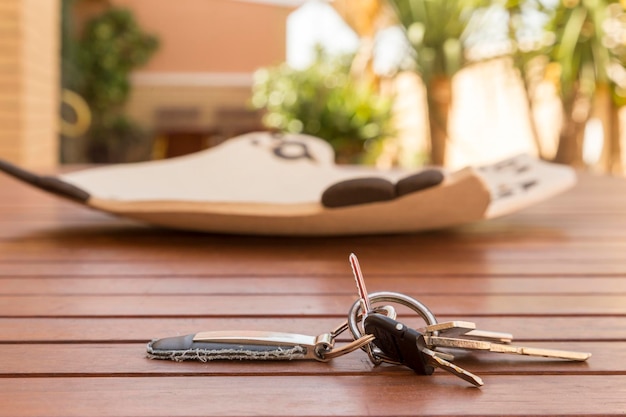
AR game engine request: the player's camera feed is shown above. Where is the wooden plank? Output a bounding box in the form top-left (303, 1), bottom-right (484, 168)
top-left (0, 375), bottom-right (624, 416)
top-left (1, 276), bottom-right (624, 295)
top-left (0, 341), bottom-right (610, 376)
top-left (3, 243), bottom-right (626, 264)
top-left (2, 170), bottom-right (626, 417)
top-left (3, 242), bottom-right (626, 263)
top-left (2, 316), bottom-right (623, 342)
top-left (1, 259), bottom-right (626, 276)
top-left (0, 219), bottom-right (626, 260)
top-left (4, 241), bottom-right (626, 262)
top-left (1, 294), bottom-right (626, 317)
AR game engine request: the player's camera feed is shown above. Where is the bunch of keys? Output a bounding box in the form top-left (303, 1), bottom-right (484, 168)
top-left (147, 254), bottom-right (591, 387)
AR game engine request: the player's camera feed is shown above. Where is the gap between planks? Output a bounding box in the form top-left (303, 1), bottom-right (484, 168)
top-left (0, 375), bottom-right (625, 416)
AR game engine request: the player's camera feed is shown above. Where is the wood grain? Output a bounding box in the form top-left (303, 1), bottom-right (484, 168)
top-left (2, 316), bottom-right (623, 342)
top-left (1, 170), bottom-right (626, 416)
top-left (0, 341), bottom-right (612, 376)
top-left (0, 375), bottom-right (625, 417)
top-left (2, 276), bottom-right (624, 295)
top-left (1, 294), bottom-right (625, 317)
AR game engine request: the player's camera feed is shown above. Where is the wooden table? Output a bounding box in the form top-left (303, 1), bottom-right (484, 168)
top-left (1, 171), bottom-right (625, 416)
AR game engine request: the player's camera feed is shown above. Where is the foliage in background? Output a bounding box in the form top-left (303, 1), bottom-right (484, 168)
top-left (508, 0), bottom-right (626, 171)
top-left (385, 0), bottom-right (626, 171)
top-left (386, 0), bottom-right (493, 165)
top-left (389, 0), bottom-right (493, 82)
top-left (61, 3), bottom-right (159, 162)
top-left (78, 8), bottom-right (159, 118)
top-left (78, 7), bottom-right (159, 162)
top-left (251, 48), bottom-right (394, 163)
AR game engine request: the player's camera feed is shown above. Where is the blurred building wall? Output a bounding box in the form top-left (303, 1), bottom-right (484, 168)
top-left (0, 0), bottom-right (59, 168)
top-left (110, 0), bottom-right (295, 131)
top-left (116, 0), bottom-right (291, 73)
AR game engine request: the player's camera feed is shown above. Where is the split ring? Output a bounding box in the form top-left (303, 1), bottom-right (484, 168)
top-left (347, 291), bottom-right (438, 341)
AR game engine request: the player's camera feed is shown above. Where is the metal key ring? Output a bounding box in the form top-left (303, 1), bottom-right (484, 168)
top-left (347, 291), bottom-right (438, 341)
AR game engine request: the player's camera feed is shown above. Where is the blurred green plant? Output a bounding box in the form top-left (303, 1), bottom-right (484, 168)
top-left (64, 5), bottom-right (159, 162)
top-left (251, 48), bottom-right (394, 163)
top-left (386, 0), bottom-right (492, 165)
top-left (79, 8), bottom-right (159, 117)
top-left (507, 0), bottom-right (626, 172)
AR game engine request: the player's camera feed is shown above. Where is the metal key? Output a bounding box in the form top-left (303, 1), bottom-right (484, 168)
top-left (364, 313), bottom-right (484, 387)
top-left (421, 320), bottom-right (590, 360)
top-left (422, 321), bottom-right (513, 344)
top-left (349, 253), bottom-right (387, 364)
top-left (424, 334), bottom-right (591, 361)
top-left (350, 253), bottom-right (371, 316)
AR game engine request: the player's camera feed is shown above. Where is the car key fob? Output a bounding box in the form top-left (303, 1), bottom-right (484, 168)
top-left (364, 313), bottom-right (434, 375)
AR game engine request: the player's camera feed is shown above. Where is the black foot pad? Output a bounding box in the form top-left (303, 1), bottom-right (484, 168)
top-left (321, 169), bottom-right (444, 208)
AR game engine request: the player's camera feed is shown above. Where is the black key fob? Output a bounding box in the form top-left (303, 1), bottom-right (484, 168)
top-left (364, 313), bottom-right (434, 375)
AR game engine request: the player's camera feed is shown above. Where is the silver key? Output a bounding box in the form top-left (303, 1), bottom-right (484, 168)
top-left (424, 335), bottom-right (591, 361)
